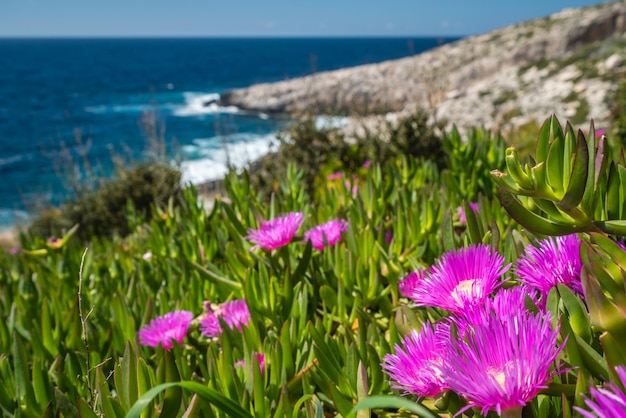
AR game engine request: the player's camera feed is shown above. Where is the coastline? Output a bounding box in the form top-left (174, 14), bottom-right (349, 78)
top-left (219, 2), bottom-right (626, 133)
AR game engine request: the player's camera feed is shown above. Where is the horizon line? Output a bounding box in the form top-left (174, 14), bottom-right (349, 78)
top-left (0, 34), bottom-right (468, 40)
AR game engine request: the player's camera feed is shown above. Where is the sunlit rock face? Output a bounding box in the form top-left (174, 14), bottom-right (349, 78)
top-left (221, 2), bottom-right (626, 132)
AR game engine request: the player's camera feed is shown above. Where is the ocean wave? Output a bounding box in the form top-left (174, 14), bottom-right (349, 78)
top-left (180, 132), bottom-right (277, 185)
top-left (0, 153), bottom-right (27, 168)
top-left (172, 92), bottom-right (240, 117)
top-left (84, 103), bottom-right (178, 114)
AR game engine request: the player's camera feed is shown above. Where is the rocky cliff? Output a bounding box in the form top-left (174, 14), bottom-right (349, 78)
top-left (220, 1), bottom-right (626, 132)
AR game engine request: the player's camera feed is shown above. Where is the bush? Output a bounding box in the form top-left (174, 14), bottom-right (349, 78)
top-left (29, 161), bottom-right (183, 240)
top-left (249, 108), bottom-right (445, 198)
top-left (609, 70), bottom-right (626, 149)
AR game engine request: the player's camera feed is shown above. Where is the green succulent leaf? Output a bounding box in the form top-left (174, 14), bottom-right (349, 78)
top-left (546, 134), bottom-right (565, 198)
top-left (558, 130), bottom-right (589, 211)
top-left (125, 381), bottom-right (254, 418)
top-left (497, 189), bottom-right (586, 235)
top-left (593, 220), bottom-right (626, 236)
top-left (348, 395), bottom-right (439, 418)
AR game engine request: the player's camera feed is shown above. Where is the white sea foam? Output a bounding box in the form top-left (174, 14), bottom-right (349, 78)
top-left (0, 153), bottom-right (28, 168)
top-left (85, 103), bottom-right (177, 114)
top-left (173, 92), bottom-right (239, 117)
top-left (315, 116), bottom-right (348, 130)
top-left (180, 132), bottom-right (277, 185)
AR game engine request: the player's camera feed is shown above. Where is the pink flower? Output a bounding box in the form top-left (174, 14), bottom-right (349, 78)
top-left (594, 128), bottom-right (606, 139)
top-left (381, 322), bottom-right (448, 398)
top-left (344, 180), bottom-right (358, 195)
top-left (455, 286), bottom-right (541, 335)
top-left (456, 202), bottom-right (479, 225)
top-left (235, 353), bottom-right (266, 375)
top-left (384, 229), bottom-right (393, 244)
top-left (199, 299), bottom-right (250, 338)
top-left (363, 160), bottom-right (371, 168)
top-left (138, 310), bottom-right (193, 350)
top-left (398, 269), bottom-right (428, 299)
top-left (303, 219), bottom-right (348, 250)
top-left (407, 245), bottom-right (509, 314)
top-left (576, 365), bottom-right (626, 417)
top-left (327, 171), bottom-right (343, 181)
top-left (246, 212), bottom-right (304, 250)
top-left (443, 309), bottom-right (564, 416)
top-left (516, 234), bottom-right (582, 298)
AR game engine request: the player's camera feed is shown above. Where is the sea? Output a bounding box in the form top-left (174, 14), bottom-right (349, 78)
top-left (0, 37), bottom-right (460, 229)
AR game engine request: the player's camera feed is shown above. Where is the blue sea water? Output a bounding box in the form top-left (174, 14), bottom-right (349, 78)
top-left (0, 37), bottom-right (459, 229)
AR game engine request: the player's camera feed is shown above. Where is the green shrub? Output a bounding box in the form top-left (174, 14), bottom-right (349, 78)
top-left (29, 161), bottom-right (183, 240)
top-left (609, 70), bottom-right (626, 149)
top-left (249, 108), bottom-right (445, 198)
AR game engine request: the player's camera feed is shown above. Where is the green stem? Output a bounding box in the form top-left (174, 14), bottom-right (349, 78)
top-left (501, 405), bottom-right (523, 418)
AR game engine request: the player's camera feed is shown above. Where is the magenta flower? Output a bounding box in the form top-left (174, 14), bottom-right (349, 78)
top-left (344, 180), bottom-right (358, 195)
top-left (235, 353), bottom-right (266, 374)
top-left (398, 269), bottom-right (427, 299)
top-left (327, 171), bottom-right (343, 181)
top-left (199, 299), bottom-right (251, 338)
top-left (459, 286), bottom-right (539, 329)
top-left (442, 310), bottom-right (564, 416)
top-left (138, 310), bottom-right (193, 350)
top-left (576, 365), bottom-right (626, 417)
top-left (303, 219), bottom-right (348, 250)
top-left (246, 212), bottom-right (304, 250)
top-left (382, 322), bottom-right (448, 398)
top-left (384, 229), bottom-right (393, 244)
top-left (408, 245), bottom-right (509, 314)
top-left (456, 202), bottom-right (479, 225)
top-left (594, 128), bottom-right (606, 139)
top-left (363, 160), bottom-right (371, 168)
top-left (516, 234), bottom-right (582, 297)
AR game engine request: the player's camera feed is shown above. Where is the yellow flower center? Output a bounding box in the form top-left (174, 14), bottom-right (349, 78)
top-left (487, 366), bottom-right (507, 390)
top-left (450, 279), bottom-right (480, 305)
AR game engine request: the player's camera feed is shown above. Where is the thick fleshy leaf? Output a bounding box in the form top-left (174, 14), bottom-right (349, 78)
top-left (545, 134), bottom-right (565, 197)
top-left (498, 189), bottom-right (586, 235)
top-left (125, 381), bottom-right (254, 418)
top-left (593, 220), bottom-right (626, 236)
top-left (559, 130), bottom-right (589, 211)
top-left (348, 395), bottom-right (439, 418)
top-left (558, 284), bottom-right (592, 343)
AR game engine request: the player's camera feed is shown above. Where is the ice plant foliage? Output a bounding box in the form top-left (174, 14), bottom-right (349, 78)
top-left (246, 211), bottom-right (304, 250)
top-left (408, 244), bottom-right (509, 314)
top-left (382, 322), bottom-right (448, 398)
top-left (303, 219), bottom-right (348, 250)
top-left (442, 310), bottom-right (564, 416)
top-left (576, 365), bottom-right (626, 417)
top-left (516, 234), bottom-right (583, 296)
top-left (199, 299), bottom-right (251, 338)
top-left (138, 310), bottom-right (193, 350)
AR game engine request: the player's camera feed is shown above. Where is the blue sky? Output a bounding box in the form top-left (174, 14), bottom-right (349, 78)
top-left (0, 0), bottom-right (613, 37)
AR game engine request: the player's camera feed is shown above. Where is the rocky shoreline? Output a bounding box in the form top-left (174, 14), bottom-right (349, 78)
top-left (220, 1), bottom-right (626, 133)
